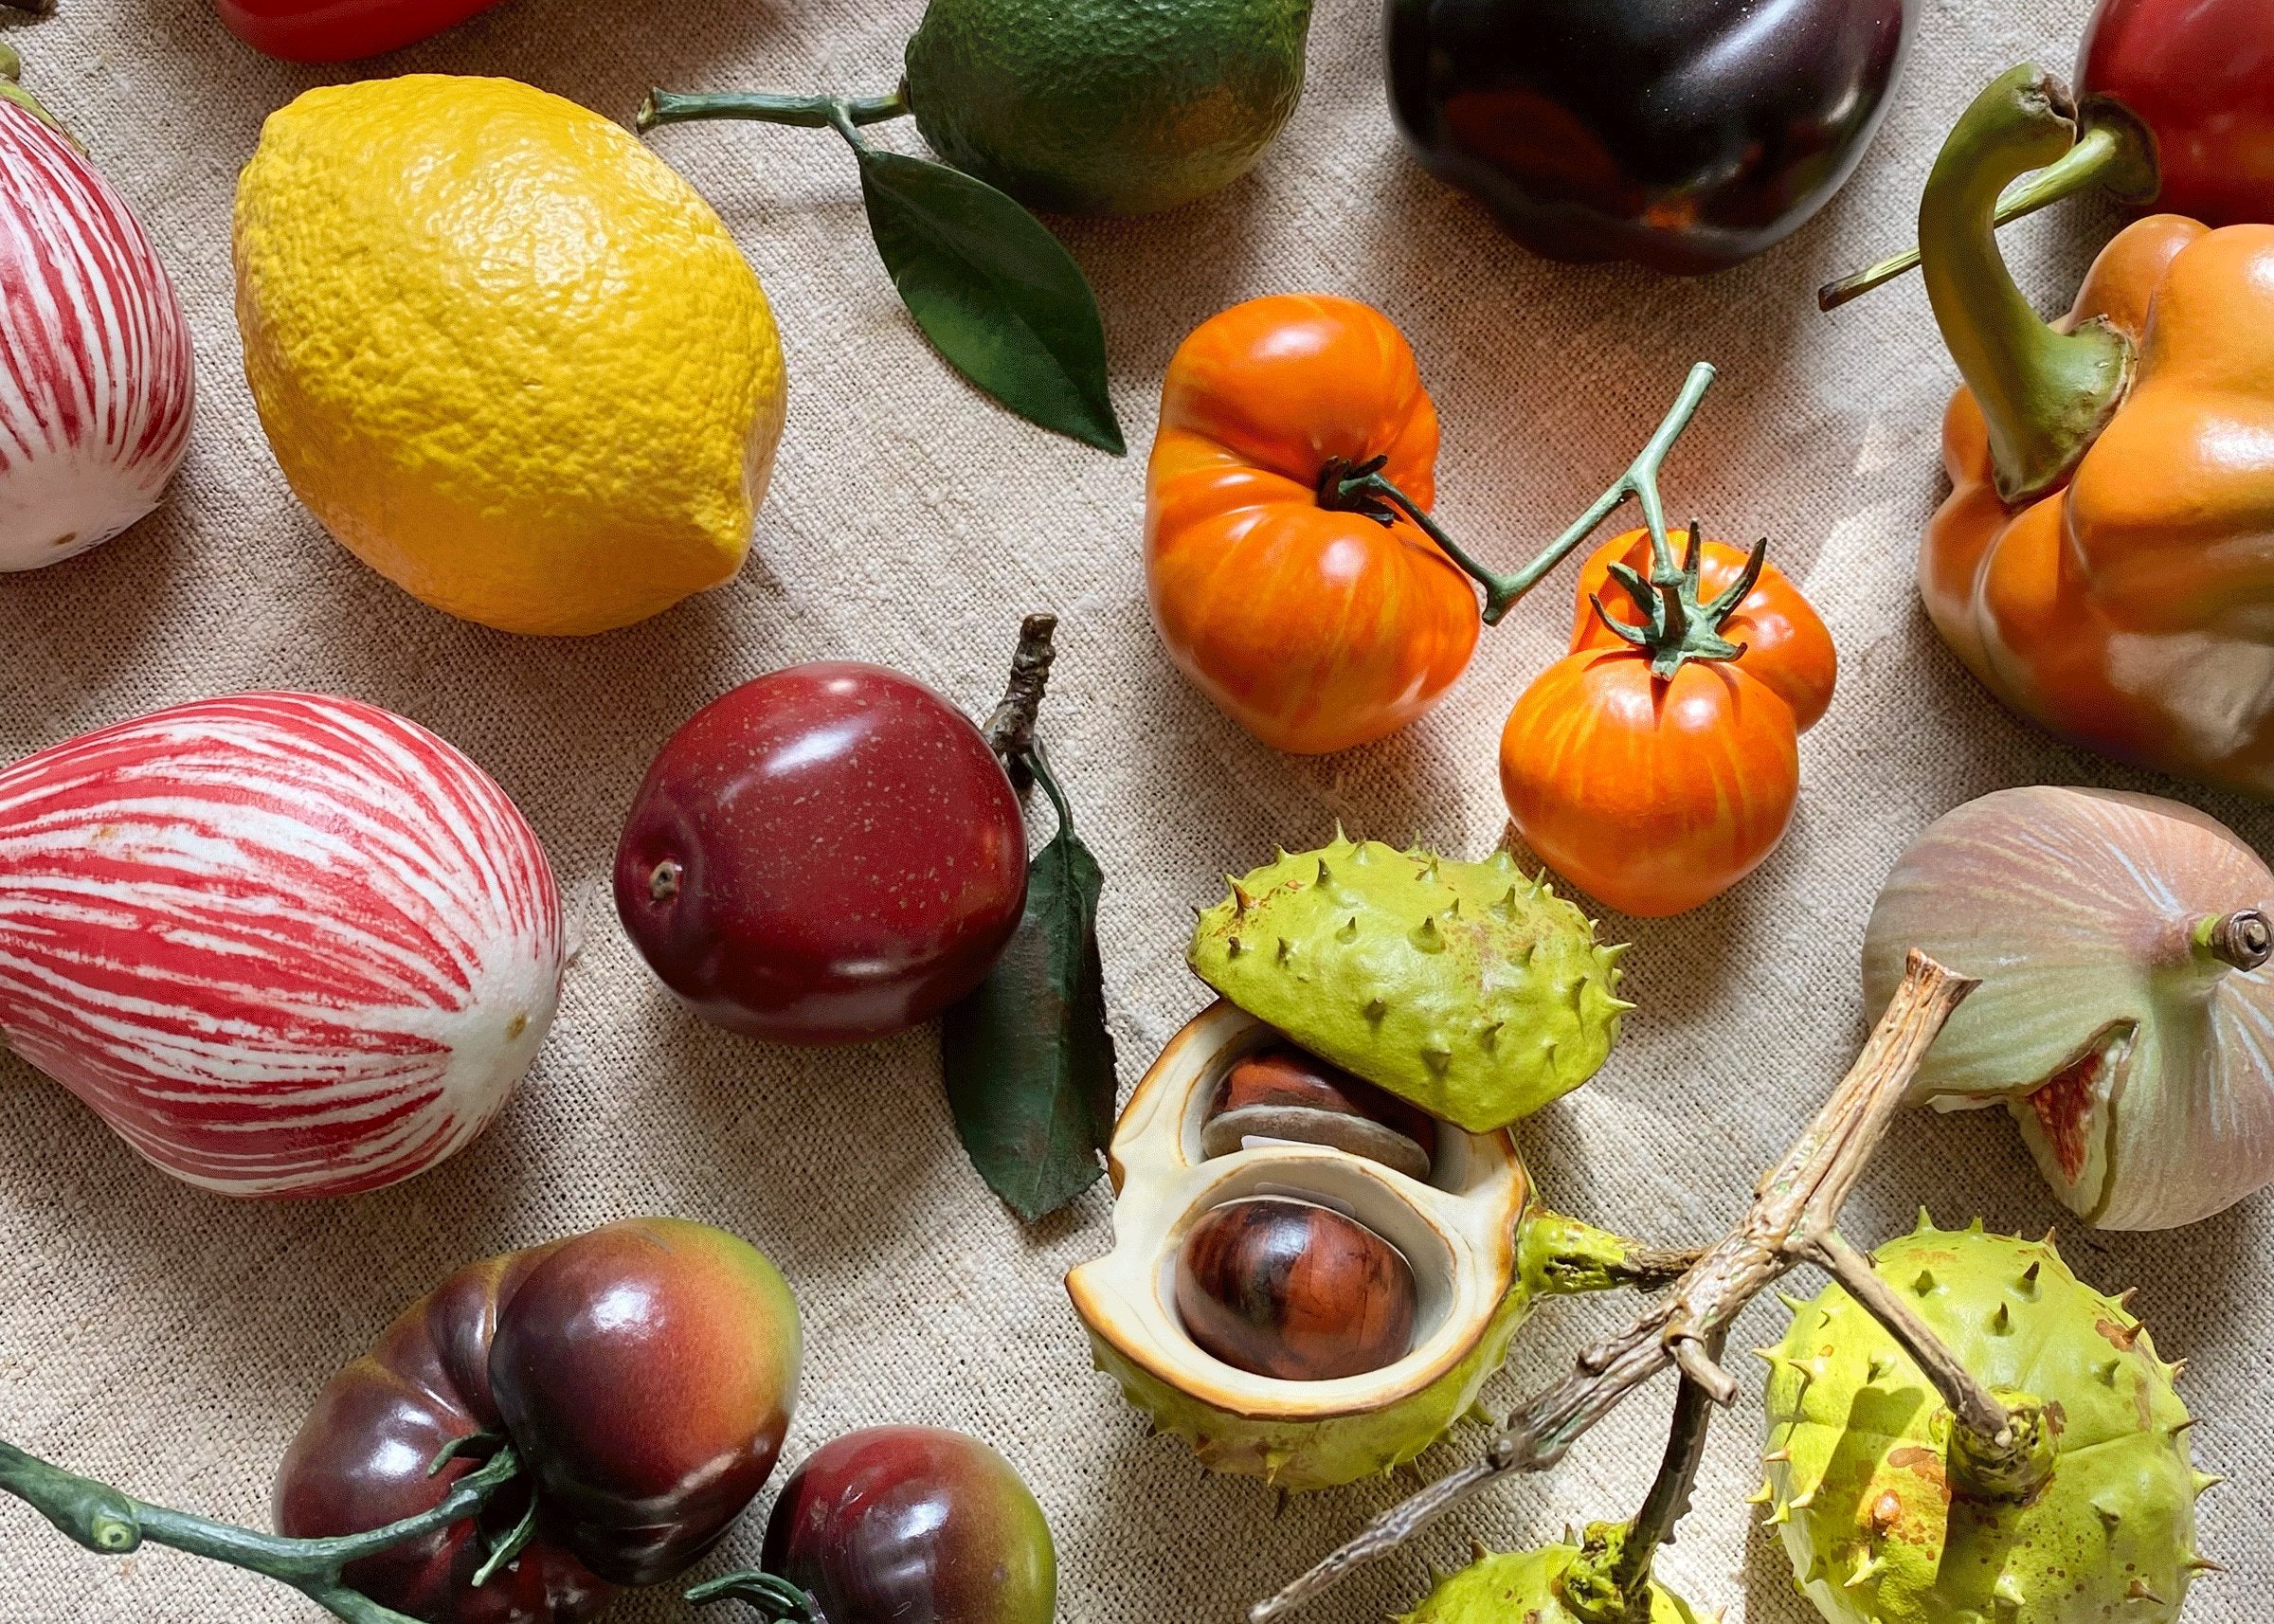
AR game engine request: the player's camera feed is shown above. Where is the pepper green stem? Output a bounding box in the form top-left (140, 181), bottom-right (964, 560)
top-left (689, 1569), bottom-right (833, 1623)
top-left (1326, 361), bottom-right (1717, 627)
top-left (1919, 67), bottom-right (2134, 507)
top-left (0, 1439), bottom-right (522, 1624)
top-left (1818, 108), bottom-right (2154, 311)
top-left (637, 86), bottom-right (910, 137)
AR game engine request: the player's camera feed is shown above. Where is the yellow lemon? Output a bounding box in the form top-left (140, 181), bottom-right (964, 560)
top-left (234, 75), bottom-right (786, 636)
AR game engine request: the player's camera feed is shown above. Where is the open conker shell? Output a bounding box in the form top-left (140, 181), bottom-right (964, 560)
top-left (1174, 1195), bottom-right (1417, 1380)
top-left (1200, 1044), bottom-right (1437, 1180)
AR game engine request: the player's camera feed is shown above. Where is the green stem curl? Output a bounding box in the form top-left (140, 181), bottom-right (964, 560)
top-left (1918, 67), bottom-right (2134, 506)
top-left (1817, 109), bottom-right (2154, 311)
top-left (0, 1438), bottom-right (522, 1624)
top-left (689, 1568), bottom-right (833, 1622)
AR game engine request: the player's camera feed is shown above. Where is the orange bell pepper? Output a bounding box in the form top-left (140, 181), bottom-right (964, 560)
top-left (1920, 66), bottom-right (2274, 796)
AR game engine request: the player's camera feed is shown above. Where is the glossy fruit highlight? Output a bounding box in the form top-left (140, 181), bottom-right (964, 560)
top-left (0, 692), bottom-right (561, 1198)
top-left (756, 1427), bottom-right (1056, 1624)
top-left (276, 1218), bottom-right (802, 1622)
top-left (616, 663), bottom-right (1027, 1044)
top-left (1175, 1196), bottom-right (1419, 1380)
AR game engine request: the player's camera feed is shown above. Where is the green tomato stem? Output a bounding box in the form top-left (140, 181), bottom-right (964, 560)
top-left (1817, 114), bottom-right (2152, 311)
top-left (1918, 68), bottom-right (2134, 506)
top-left (689, 1568), bottom-right (832, 1623)
top-left (636, 86), bottom-right (910, 137)
top-left (0, 1438), bottom-right (523, 1624)
top-left (1330, 362), bottom-right (1717, 629)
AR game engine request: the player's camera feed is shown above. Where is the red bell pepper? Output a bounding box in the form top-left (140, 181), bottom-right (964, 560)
top-left (1821, 0), bottom-right (2274, 307)
top-left (215, 0), bottom-right (511, 62)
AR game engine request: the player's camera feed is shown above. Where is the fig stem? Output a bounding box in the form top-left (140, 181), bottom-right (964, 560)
top-left (1248, 949), bottom-right (1977, 1623)
top-left (0, 1438), bottom-right (522, 1624)
top-left (2198, 910), bottom-right (2273, 972)
top-left (982, 612), bottom-right (1059, 790)
top-left (688, 1568), bottom-right (833, 1623)
top-left (1324, 363), bottom-right (1716, 627)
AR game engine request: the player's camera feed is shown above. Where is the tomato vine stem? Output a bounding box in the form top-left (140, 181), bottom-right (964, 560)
top-left (1326, 362), bottom-right (1719, 627)
top-left (0, 1438), bottom-right (523, 1624)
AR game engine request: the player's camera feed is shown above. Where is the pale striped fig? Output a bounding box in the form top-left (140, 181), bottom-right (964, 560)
top-left (0, 692), bottom-right (562, 1197)
top-left (0, 47), bottom-right (195, 571)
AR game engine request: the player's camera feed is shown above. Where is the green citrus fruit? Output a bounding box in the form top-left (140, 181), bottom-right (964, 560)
top-left (902, 0), bottom-right (1311, 215)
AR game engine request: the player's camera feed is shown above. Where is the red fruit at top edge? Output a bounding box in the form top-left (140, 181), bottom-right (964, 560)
top-left (2081, 0), bottom-right (2274, 227)
top-left (613, 663), bottom-right (1028, 1045)
top-left (213, 0), bottom-right (508, 63)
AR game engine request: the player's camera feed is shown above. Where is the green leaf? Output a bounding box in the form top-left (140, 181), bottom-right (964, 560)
top-left (851, 143), bottom-right (1124, 453)
top-left (942, 749), bottom-right (1118, 1222)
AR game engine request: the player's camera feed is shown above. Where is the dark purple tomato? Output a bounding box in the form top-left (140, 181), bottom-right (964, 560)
top-left (762, 1427), bottom-right (1056, 1624)
top-left (614, 664), bottom-right (1028, 1045)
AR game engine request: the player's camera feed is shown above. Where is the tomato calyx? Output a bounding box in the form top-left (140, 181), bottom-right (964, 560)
top-left (1588, 522), bottom-right (1769, 681)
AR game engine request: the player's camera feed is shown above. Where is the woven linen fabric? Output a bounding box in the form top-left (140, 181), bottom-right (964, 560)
top-left (0, 0), bottom-right (2265, 1619)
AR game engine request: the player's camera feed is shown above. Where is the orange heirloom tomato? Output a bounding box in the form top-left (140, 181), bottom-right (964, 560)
top-left (1919, 68), bottom-right (2274, 797)
top-left (1571, 528), bottom-right (1836, 731)
top-left (1144, 294), bottom-right (1478, 754)
top-left (1500, 653), bottom-right (1799, 919)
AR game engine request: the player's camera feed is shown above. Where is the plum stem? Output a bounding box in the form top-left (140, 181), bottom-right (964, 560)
top-left (0, 1438), bottom-right (521, 1624)
top-left (982, 612), bottom-right (1059, 791)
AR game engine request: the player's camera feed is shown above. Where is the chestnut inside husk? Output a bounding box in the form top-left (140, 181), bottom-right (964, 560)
top-left (1200, 1043), bottom-right (1437, 1179)
top-left (1174, 1194), bottom-right (1419, 1380)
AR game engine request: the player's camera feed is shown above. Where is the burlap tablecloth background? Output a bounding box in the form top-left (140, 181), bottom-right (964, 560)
top-left (2, 0), bottom-right (2267, 1619)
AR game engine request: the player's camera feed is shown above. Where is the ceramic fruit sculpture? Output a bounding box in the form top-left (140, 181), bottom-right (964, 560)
top-left (0, 45), bottom-right (194, 572)
top-left (0, 1218), bottom-right (800, 1624)
top-left (1763, 1219), bottom-right (2211, 1624)
top-left (234, 75), bottom-right (787, 636)
top-left (1499, 370), bottom-right (1833, 918)
top-left (1864, 785), bottom-right (2274, 1229)
top-left (1068, 835), bottom-right (1686, 1491)
top-left (615, 662), bottom-right (1027, 1044)
top-left (0, 692), bottom-right (562, 1198)
top-left (690, 1426), bottom-right (1056, 1624)
top-left (1907, 68), bottom-right (2274, 796)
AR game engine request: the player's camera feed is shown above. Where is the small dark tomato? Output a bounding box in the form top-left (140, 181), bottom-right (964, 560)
top-left (762, 1427), bottom-right (1056, 1624)
top-left (614, 663), bottom-right (1028, 1045)
top-left (490, 1218), bottom-right (803, 1587)
top-left (1200, 1044), bottom-right (1437, 1179)
top-left (274, 1218), bottom-right (800, 1623)
top-left (1385, 0), bottom-right (1919, 273)
top-left (1174, 1196), bottom-right (1417, 1380)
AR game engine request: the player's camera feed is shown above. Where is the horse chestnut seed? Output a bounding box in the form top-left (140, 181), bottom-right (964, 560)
top-left (1200, 1044), bottom-right (1437, 1179)
top-left (1174, 1196), bottom-right (1417, 1380)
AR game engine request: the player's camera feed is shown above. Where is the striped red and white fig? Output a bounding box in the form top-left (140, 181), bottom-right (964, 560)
top-left (0, 692), bottom-right (563, 1198)
top-left (0, 46), bottom-right (195, 572)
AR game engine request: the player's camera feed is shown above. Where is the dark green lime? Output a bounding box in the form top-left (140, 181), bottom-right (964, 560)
top-left (904, 0), bottom-right (1313, 215)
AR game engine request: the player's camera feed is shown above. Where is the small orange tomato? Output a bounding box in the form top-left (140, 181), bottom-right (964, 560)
top-left (1500, 652), bottom-right (1800, 918)
top-left (1570, 528), bottom-right (1837, 732)
top-left (1144, 295), bottom-right (1480, 754)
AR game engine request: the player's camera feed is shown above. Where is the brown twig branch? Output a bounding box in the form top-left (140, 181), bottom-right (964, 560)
top-left (1605, 1340), bottom-right (1722, 1612)
top-left (982, 612), bottom-right (1057, 791)
top-left (1249, 950), bottom-right (1978, 1623)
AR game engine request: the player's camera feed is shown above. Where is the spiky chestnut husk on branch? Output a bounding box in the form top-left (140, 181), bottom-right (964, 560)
top-left (1763, 1221), bottom-right (2211, 1624)
top-left (1191, 835), bottom-right (1630, 1131)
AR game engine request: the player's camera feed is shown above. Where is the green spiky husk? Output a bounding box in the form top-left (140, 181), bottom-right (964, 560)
top-left (1190, 836), bottom-right (1629, 1130)
top-left (1762, 1221), bottom-right (2209, 1624)
top-left (1399, 1536), bottom-right (1710, 1624)
top-left (1092, 1271), bottom-right (1539, 1492)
